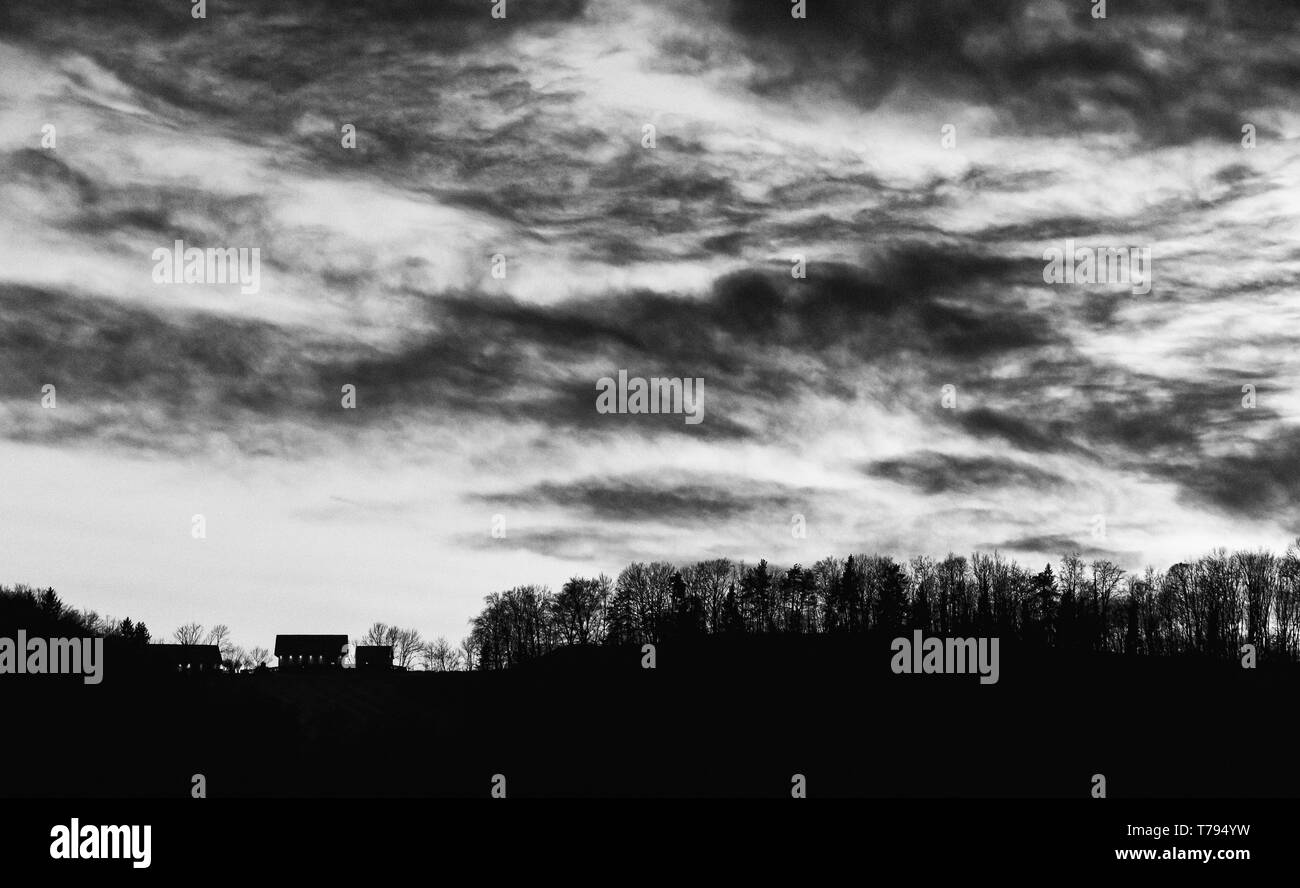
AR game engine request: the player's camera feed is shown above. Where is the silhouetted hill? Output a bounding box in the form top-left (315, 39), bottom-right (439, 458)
top-left (4, 633), bottom-right (1296, 798)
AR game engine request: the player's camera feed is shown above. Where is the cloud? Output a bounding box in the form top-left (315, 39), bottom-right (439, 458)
top-left (0, 231), bottom-right (1071, 456)
top-left (865, 451), bottom-right (1065, 495)
top-left (3, 0), bottom-right (1300, 646)
top-left (1154, 428), bottom-right (1300, 523)
top-left (474, 474), bottom-right (815, 523)
top-left (979, 533), bottom-right (1141, 563)
top-left (461, 525), bottom-right (648, 563)
top-left (707, 0), bottom-right (1300, 142)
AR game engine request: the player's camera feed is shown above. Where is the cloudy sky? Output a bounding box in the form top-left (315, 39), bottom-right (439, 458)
top-left (1, 0), bottom-right (1298, 647)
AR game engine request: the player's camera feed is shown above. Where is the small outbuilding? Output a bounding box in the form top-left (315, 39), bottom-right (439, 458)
top-left (355, 645), bottom-right (394, 670)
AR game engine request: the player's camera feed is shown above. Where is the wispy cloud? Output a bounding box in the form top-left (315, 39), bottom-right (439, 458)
top-left (1, 0), bottom-right (1298, 643)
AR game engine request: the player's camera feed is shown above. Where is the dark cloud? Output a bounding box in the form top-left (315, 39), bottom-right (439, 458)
top-left (0, 282), bottom-right (764, 451)
top-left (1, 0), bottom-right (594, 190)
top-left (980, 533), bottom-right (1141, 562)
top-left (865, 451), bottom-right (1065, 495)
top-left (708, 0), bottom-right (1300, 142)
top-left (0, 285), bottom-right (309, 412)
top-left (458, 523), bottom-right (779, 567)
top-left (945, 374), bottom-right (1297, 521)
top-left (473, 475), bottom-right (816, 523)
top-left (953, 407), bottom-right (1073, 455)
top-left (1077, 384), bottom-right (1272, 451)
top-left (6, 237), bottom-right (1293, 529)
top-left (696, 248), bottom-right (1058, 361)
top-left (952, 365), bottom-right (1277, 448)
top-left (1153, 428), bottom-right (1300, 522)
top-left (307, 246), bottom-right (1063, 437)
top-left (460, 525), bottom-right (668, 564)
top-left (2, 0), bottom-right (589, 45)
top-left (3, 0), bottom-right (1297, 551)
top-left (1, 149), bottom-right (98, 205)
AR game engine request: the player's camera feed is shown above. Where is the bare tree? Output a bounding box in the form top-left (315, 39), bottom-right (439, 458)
top-left (1088, 560), bottom-right (1125, 651)
top-left (393, 627), bottom-right (423, 669)
top-left (686, 560), bottom-right (737, 635)
top-left (361, 622), bottom-right (392, 646)
top-left (1276, 543), bottom-right (1300, 659)
top-left (1235, 549), bottom-right (1277, 656)
top-left (172, 622), bottom-right (206, 646)
top-left (224, 645), bottom-right (253, 672)
top-left (552, 576), bottom-right (609, 645)
top-left (612, 564), bottom-right (674, 644)
top-left (77, 609), bottom-right (106, 636)
top-left (360, 623), bottom-right (423, 669)
top-left (422, 636), bottom-right (461, 671)
top-left (206, 623), bottom-right (236, 659)
top-left (1197, 549), bottom-right (1243, 659)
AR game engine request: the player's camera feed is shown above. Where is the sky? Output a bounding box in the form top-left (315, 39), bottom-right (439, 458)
top-left (1, 0), bottom-right (1298, 649)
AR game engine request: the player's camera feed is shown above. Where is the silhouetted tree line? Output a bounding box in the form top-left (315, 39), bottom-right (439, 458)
top-left (0, 584), bottom-right (152, 645)
top-left (11, 539), bottom-right (1298, 676)
top-left (468, 545), bottom-right (1300, 670)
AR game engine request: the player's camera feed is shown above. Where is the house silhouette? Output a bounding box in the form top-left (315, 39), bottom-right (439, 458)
top-left (275, 635), bottom-right (348, 670)
top-left (148, 644), bottom-right (223, 673)
top-left (355, 645), bottom-right (393, 670)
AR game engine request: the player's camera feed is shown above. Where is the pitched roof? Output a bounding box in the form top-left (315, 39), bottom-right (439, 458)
top-left (274, 635), bottom-right (349, 657)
